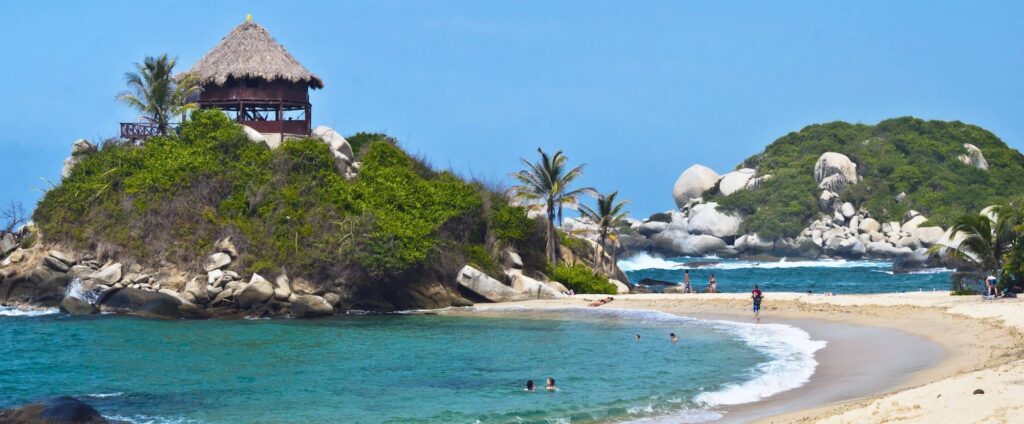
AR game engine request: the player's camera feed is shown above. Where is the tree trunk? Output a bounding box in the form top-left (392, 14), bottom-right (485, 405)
top-left (546, 206), bottom-right (557, 265)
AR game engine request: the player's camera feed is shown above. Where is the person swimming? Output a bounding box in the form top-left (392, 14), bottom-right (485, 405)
top-left (546, 378), bottom-right (557, 391)
top-left (635, 333), bottom-right (641, 341)
top-left (525, 380), bottom-right (535, 391)
top-left (670, 333), bottom-right (678, 343)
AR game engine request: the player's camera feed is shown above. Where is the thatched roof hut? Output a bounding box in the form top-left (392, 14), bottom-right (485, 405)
top-left (185, 20), bottom-right (323, 89)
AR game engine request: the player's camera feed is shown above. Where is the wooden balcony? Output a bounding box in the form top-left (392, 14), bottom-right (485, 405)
top-left (241, 119), bottom-right (310, 136)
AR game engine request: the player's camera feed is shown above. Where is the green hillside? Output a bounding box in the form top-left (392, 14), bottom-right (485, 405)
top-left (33, 110), bottom-right (545, 295)
top-left (714, 117), bottom-right (1024, 238)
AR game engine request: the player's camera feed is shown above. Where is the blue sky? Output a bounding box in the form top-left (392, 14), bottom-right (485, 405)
top-left (1, 0), bottom-right (1021, 218)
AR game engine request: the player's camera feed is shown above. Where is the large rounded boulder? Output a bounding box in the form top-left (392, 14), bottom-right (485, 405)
top-left (718, 168), bottom-right (756, 196)
top-left (686, 202), bottom-right (742, 238)
top-left (290, 295), bottom-right (334, 318)
top-left (814, 152), bottom-right (858, 191)
top-left (672, 165), bottom-right (719, 208)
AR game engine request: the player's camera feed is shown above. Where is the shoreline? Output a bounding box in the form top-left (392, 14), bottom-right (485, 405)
top-left (501, 292), bottom-right (1024, 423)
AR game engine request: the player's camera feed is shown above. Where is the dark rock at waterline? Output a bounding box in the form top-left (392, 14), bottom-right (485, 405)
top-left (0, 268), bottom-right (72, 307)
top-left (0, 396), bottom-right (108, 423)
top-left (127, 298), bottom-right (183, 320)
top-left (59, 296), bottom-right (98, 315)
top-left (637, 278), bottom-right (675, 287)
top-left (97, 287), bottom-right (173, 313)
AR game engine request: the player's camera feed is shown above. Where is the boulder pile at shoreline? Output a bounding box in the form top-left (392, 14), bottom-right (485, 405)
top-left (573, 152), bottom-right (957, 266)
top-left (1, 233), bottom-right (584, 319)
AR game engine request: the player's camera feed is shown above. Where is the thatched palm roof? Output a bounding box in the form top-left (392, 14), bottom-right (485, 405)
top-left (185, 21), bottom-right (323, 89)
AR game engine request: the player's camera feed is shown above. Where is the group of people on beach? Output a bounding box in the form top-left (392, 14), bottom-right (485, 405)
top-left (679, 268), bottom-right (765, 322)
top-left (677, 270), bottom-right (718, 293)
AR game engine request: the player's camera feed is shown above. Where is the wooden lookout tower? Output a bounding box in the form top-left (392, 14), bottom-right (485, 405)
top-left (184, 17), bottom-right (323, 145)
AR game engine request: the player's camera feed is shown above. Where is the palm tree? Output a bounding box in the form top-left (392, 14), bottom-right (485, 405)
top-left (512, 148), bottom-right (594, 264)
top-left (117, 54), bottom-right (201, 135)
top-left (579, 191), bottom-right (630, 272)
top-left (928, 211), bottom-right (1010, 281)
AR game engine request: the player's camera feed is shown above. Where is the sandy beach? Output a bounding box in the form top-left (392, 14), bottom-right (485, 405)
top-left (501, 292), bottom-right (1024, 423)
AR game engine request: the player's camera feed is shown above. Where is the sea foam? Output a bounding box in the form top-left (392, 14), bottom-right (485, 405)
top-left (0, 305), bottom-right (59, 317)
top-left (618, 252), bottom-right (892, 272)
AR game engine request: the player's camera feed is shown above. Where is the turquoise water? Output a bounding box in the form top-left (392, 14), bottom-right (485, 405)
top-left (620, 253), bottom-right (952, 294)
top-left (0, 307), bottom-right (824, 423)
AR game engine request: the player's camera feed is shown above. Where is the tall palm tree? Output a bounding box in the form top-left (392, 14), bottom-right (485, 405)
top-left (117, 54), bottom-right (200, 135)
top-left (579, 191), bottom-right (629, 272)
top-left (512, 148), bottom-right (594, 264)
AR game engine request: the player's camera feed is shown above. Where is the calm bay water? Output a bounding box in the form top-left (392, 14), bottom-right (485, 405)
top-left (6, 252), bottom-right (941, 423)
top-left (0, 307), bottom-right (825, 424)
top-left (620, 253), bottom-right (952, 294)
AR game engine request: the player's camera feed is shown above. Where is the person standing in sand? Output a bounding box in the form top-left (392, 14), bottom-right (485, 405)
top-left (682, 270), bottom-right (692, 293)
top-left (752, 284), bottom-right (764, 322)
top-left (707, 274), bottom-right (718, 293)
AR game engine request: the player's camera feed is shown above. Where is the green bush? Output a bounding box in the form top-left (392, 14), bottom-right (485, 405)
top-left (548, 263), bottom-right (617, 294)
top-left (464, 244), bottom-right (501, 279)
top-left (712, 117), bottom-right (1024, 238)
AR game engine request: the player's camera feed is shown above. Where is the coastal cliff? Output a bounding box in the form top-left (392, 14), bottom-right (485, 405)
top-left (617, 117), bottom-right (1024, 265)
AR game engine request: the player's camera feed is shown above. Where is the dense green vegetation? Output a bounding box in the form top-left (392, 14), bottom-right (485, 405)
top-left (714, 117), bottom-right (1024, 238)
top-left (547, 263), bottom-right (618, 295)
top-left (34, 110), bottom-right (545, 288)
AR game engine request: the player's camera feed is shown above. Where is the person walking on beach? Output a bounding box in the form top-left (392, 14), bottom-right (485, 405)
top-left (682, 270), bottom-right (692, 293)
top-left (707, 274), bottom-right (718, 293)
top-left (752, 284), bottom-right (764, 322)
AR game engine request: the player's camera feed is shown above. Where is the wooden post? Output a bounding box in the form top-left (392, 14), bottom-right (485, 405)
top-left (277, 101), bottom-right (284, 141)
top-left (305, 104), bottom-right (311, 136)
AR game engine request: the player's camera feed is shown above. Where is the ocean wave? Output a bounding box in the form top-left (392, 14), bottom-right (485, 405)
top-left (0, 305), bottom-right (59, 317)
top-left (104, 415), bottom-right (200, 424)
top-left (874, 267), bottom-right (955, 275)
top-left (472, 305), bottom-right (826, 420)
top-left (693, 320), bottom-right (826, 406)
top-left (86, 392), bottom-right (124, 398)
top-left (618, 253), bottom-right (684, 272)
top-left (618, 252), bottom-right (892, 271)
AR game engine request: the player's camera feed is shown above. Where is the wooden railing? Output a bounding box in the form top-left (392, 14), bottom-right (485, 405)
top-left (120, 123), bottom-right (180, 141)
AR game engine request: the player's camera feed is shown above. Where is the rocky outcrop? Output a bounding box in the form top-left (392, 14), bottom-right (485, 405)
top-left (236, 274), bottom-right (274, 309)
top-left (60, 140), bottom-right (97, 180)
top-left (507, 270), bottom-right (565, 299)
top-left (290, 295), bottom-right (334, 318)
top-left (958, 143), bottom-right (988, 170)
top-left (718, 168), bottom-right (756, 196)
top-left (609, 279), bottom-right (630, 294)
top-left (814, 152), bottom-right (858, 191)
top-left (241, 125), bottom-right (268, 147)
top-left (672, 165), bottom-right (719, 208)
top-left (0, 396), bottom-right (107, 424)
top-left (686, 203), bottom-right (741, 238)
top-left (456, 265), bottom-right (527, 302)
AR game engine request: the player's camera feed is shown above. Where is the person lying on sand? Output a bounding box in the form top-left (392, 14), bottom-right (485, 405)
top-left (588, 296), bottom-right (614, 307)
